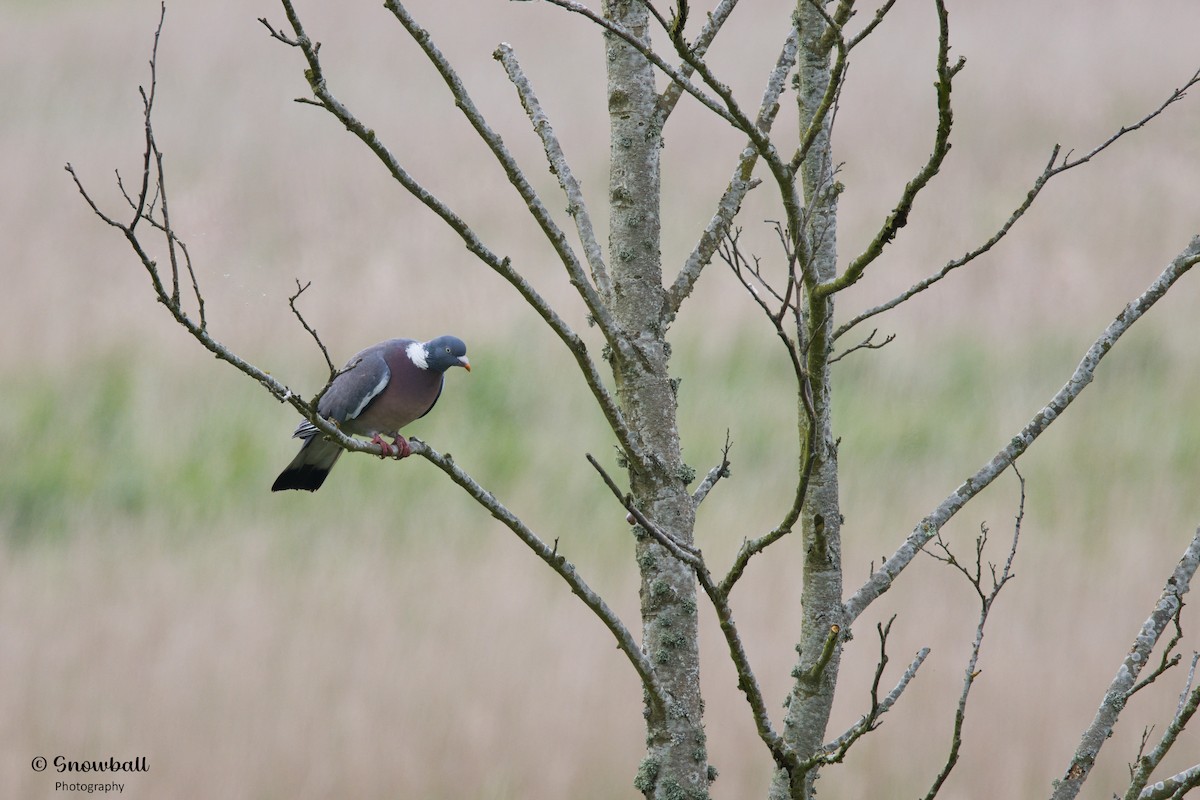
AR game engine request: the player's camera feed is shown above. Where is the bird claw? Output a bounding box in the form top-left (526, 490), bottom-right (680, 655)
top-left (370, 433), bottom-right (410, 460)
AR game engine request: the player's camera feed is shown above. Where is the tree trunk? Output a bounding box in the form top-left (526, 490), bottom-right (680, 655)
top-left (603, 2), bottom-right (709, 798)
top-left (770, 3), bottom-right (844, 798)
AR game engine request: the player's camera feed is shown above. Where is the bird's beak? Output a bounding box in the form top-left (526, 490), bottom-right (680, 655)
top-left (459, 356), bottom-right (471, 372)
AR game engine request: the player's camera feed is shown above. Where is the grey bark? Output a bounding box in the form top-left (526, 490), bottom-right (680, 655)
top-left (602, 1), bottom-right (709, 797)
top-left (771, 4), bottom-right (844, 799)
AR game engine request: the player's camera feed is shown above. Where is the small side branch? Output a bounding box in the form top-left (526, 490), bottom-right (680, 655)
top-left (692, 431), bottom-right (732, 508)
top-left (287, 280), bottom-right (336, 376)
top-left (815, 617), bottom-right (930, 766)
top-left (1050, 527), bottom-right (1200, 800)
top-left (843, 236), bottom-right (1200, 626)
top-left (923, 467), bottom-right (1025, 800)
top-left (816, 0), bottom-right (963, 299)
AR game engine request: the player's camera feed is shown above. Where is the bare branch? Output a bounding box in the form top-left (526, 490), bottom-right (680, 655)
top-left (493, 43), bottom-right (611, 301)
top-left (1138, 763), bottom-right (1200, 800)
top-left (716, 231), bottom-right (819, 596)
top-left (667, 26), bottom-right (799, 313)
top-left (692, 430), bottom-right (732, 508)
top-left (816, 0), bottom-right (963, 299)
top-left (1051, 528), bottom-right (1200, 800)
top-left (816, 618), bottom-right (930, 766)
top-left (287, 280), bottom-right (336, 376)
top-left (654, 0), bottom-right (740, 124)
top-left (828, 328), bottom-right (894, 364)
top-left (586, 448), bottom-right (805, 783)
top-left (844, 236), bottom-right (1200, 625)
top-left (835, 65), bottom-right (1200, 341)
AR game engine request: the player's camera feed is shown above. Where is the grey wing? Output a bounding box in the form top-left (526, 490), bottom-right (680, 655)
top-left (292, 349), bottom-right (391, 439)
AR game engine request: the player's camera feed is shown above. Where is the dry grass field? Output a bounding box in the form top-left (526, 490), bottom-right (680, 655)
top-left (3, 1), bottom-right (1200, 798)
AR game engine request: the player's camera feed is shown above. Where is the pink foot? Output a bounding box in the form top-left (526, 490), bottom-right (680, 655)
top-left (391, 434), bottom-right (411, 459)
top-left (369, 433), bottom-right (397, 459)
top-left (369, 433), bottom-right (410, 459)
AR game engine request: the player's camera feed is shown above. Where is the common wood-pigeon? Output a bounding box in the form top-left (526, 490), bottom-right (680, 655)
top-left (271, 335), bottom-right (470, 492)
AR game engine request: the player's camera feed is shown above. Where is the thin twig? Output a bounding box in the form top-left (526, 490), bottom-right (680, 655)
top-left (287, 280), bottom-right (336, 376)
top-left (828, 328), bottom-right (895, 364)
top-left (922, 466), bottom-right (1024, 800)
top-left (816, 617), bottom-right (930, 766)
top-left (692, 431), bottom-right (732, 508)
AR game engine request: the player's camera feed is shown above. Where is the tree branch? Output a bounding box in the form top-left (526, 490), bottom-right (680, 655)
top-left (666, 26), bottom-right (799, 313)
top-left (815, 0), bottom-right (962, 299)
top-left (835, 65), bottom-right (1200, 340)
top-left (843, 235), bottom-right (1200, 625)
top-left (1051, 527), bottom-right (1200, 800)
top-left (493, 43), bottom-right (611, 302)
top-left (814, 617), bottom-right (930, 767)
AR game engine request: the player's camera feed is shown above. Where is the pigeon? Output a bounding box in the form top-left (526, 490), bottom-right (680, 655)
top-left (271, 335), bottom-right (470, 492)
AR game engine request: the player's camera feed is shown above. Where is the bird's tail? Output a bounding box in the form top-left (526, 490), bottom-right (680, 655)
top-left (271, 435), bottom-right (343, 492)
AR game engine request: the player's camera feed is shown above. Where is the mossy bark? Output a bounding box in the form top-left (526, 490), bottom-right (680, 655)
top-left (603, 1), bottom-right (709, 798)
top-left (770, 3), bottom-right (844, 799)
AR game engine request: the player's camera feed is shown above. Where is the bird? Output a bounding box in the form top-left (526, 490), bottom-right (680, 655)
top-left (271, 335), bottom-right (470, 492)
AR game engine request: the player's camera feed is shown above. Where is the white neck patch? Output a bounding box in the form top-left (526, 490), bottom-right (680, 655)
top-left (406, 340), bottom-right (429, 370)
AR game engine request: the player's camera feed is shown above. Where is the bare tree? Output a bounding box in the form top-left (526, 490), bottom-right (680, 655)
top-left (68, 1), bottom-right (1200, 798)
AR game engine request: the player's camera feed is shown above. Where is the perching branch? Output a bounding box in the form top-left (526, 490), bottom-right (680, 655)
top-left (263, 0), bottom-right (657, 476)
top-left (844, 235), bottom-right (1200, 626)
top-left (1051, 527), bottom-right (1200, 800)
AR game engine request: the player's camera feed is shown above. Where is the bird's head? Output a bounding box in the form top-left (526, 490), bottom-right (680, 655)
top-left (420, 335), bottom-right (471, 373)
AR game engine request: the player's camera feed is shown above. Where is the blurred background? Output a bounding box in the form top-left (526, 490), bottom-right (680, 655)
top-left (3, 0), bottom-right (1200, 797)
